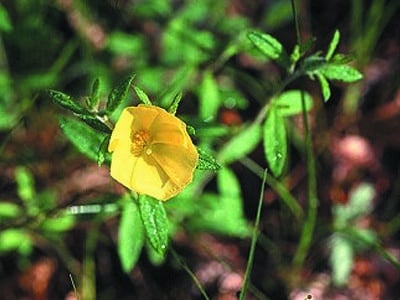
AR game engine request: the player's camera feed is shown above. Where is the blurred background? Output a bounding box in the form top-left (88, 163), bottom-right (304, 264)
top-left (0, 0), bottom-right (399, 299)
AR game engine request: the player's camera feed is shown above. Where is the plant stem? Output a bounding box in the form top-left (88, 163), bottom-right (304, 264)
top-left (239, 169), bottom-right (268, 300)
top-left (292, 92), bottom-right (318, 270)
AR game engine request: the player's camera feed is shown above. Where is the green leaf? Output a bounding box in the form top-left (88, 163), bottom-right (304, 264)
top-left (218, 124), bottom-right (262, 164)
top-left (15, 167), bottom-right (35, 203)
top-left (300, 55), bottom-right (326, 74)
top-left (0, 4), bottom-right (12, 32)
top-left (49, 90), bottom-right (87, 114)
top-left (138, 195), bottom-right (169, 255)
top-left (196, 148), bottom-right (221, 171)
top-left (320, 64), bottom-right (363, 82)
top-left (330, 234), bottom-right (354, 286)
top-left (247, 31), bottom-right (289, 68)
top-left (86, 78), bottom-right (100, 109)
top-left (97, 136), bottom-right (110, 166)
top-left (118, 197), bottom-right (145, 272)
top-left (199, 70), bottom-right (220, 121)
top-left (106, 75), bottom-right (135, 113)
top-left (333, 183), bottom-right (375, 226)
top-left (41, 214), bottom-right (76, 232)
top-left (133, 85), bottom-right (152, 105)
top-left (273, 90), bottom-right (313, 116)
top-left (76, 114), bottom-right (111, 134)
top-left (189, 181), bottom-right (250, 238)
top-left (316, 72), bottom-right (331, 102)
top-left (0, 202), bottom-right (21, 219)
top-left (167, 92), bottom-right (182, 115)
top-left (326, 30), bottom-right (340, 60)
top-left (59, 116), bottom-right (106, 161)
top-left (0, 229), bottom-right (31, 253)
top-left (263, 107), bottom-right (287, 177)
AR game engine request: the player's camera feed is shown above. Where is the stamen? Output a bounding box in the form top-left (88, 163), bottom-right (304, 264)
top-left (131, 130), bottom-right (150, 156)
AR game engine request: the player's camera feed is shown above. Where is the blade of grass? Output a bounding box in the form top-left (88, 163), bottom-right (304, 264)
top-left (171, 248), bottom-right (210, 300)
top-left (239, 169), bottom-right (268, 300)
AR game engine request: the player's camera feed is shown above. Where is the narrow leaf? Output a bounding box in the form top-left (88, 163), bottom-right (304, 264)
top-left (77, 114), bottom-right (111, 134)
top-left (138, 195), bottom-right (169, 255)
top-left (320, 64), bottom-right (363, 82)
top-left (199, 70), bottom-right (220, 121)
top-left (59, 116), bottom-right (106, 161)
top-left (86, 78), bottom-right (100, 109)
top-left (218, 124), bottom-right (262, 164)
top-left (133, 85), bottom-right (152, 105)
top-left (273, 90), bottom-right (313, 116)
top-left (326, 30), bottom-right (340, 60)
top-left (97, 135), bottom-right (110, 166)
top-left (330, 234), bottom-right (354, 286)
top-left (316, 72), bottom-right (331, 102)
top-left (263, 107), bottom-right (287, 177)
top-left (49, 90), bottom-right (87, 114)
top-left (167, 92), bottom-right (182, 115)
top-left (118, 198), bottom-right (144, 272)
top-left (196, 148), bottom-right (221, 170)
top-left (106, 75), bottom-right (135, 113)
top-left (247, 31), bottom-right (289, 68)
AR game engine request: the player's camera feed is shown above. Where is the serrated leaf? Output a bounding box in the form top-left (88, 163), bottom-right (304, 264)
top-left (138, 195), bottom-right (169, 255)
top-left (106, 75), bottom-right (135, 113)
top-left (118, 198), bottom-right (144, 272)
top-left (86, 78), bottom-right (100, 109)
top-left (218, 124), bottom-right (262, 164)
top-left (247, 31), bottom-right (289, 68)
top-left (264, 107), bottom-right (287, 177)
top-left (167, 92), bottom-right (182, 115)
top-left (133, 86), bottom-right (152, 105)
top-left (196, 148), bottom-right (221, 170)
top-left (326, 30), bottom-right (340, 60)
top-left (59, 116), bottom-right (106, 161)
top-left (330, 234), bottom-right (354, 286)
top-left (316, 72), bottom-right (331, 101)
top-left (320, 64), bottom-right (363, 82)
top-left (77, 114), bottom-right (111, 133)
top-left (273, 90), bottom-right (313, 116)
top-left (199, 70), bottom-right (220, 121)
top-left (97, 135), bottom-right (110, 166)
top-left (49, 90), bottom-right (87, 114)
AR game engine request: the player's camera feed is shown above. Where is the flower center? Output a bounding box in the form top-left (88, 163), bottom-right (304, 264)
top-left (131, 130), bottom-right (151, 156)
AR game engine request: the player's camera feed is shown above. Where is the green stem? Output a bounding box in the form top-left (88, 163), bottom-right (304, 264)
top-left (292, 92), bottom-right (318, 270)
top-left (239, 170), bottom-right (268, 300)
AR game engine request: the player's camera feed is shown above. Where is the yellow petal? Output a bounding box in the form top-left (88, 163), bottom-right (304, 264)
top-left (151, 143), bottom-right (198, 188)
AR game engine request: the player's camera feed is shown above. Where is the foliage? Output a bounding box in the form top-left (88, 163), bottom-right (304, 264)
top-left (1, 0), bottom-right (399, 299)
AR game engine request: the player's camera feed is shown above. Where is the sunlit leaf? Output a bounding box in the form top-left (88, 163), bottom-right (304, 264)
top-left (15, 167), bottom-right (35, 203)
top-left (196, 148), bottom-right (221, 170)
top-left (273, 90), bottom-right (313, 116)
top-left (199, 70), bottom-right (220, 121)
top-left (218, 124), bottom-right (262, 164)
top-left (0, 202), bottom-right (21, 219)
top-left (316, 72), bottom-right (331, 101)
top-left (133, 85), bottom-right (152, 105)
top-left (326, 30), bottom-right (340, 60)
top-left (330, 234), bottom-right (354, 286)
top-left (49, 90), bottom-right (87, 115)
top-left (0, 229), bottom-right (31, 253)
top-left (247, 31), bottom-right (289, 68)
top-left (263, 107), bottom-right (287, 177)
top-left (320, 64), bottom-right (363, 82)
top-left (59, 116), bottom-right (106, 162)
top-left (138, 195), bottom-right (169, 255)
top-left (106, 75), bottom-right (135, 113)
top-left (118, 197), bottom-right (144, 272)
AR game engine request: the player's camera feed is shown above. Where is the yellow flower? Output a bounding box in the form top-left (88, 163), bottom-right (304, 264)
top-left (108, 105), bottom-right (198, 201)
